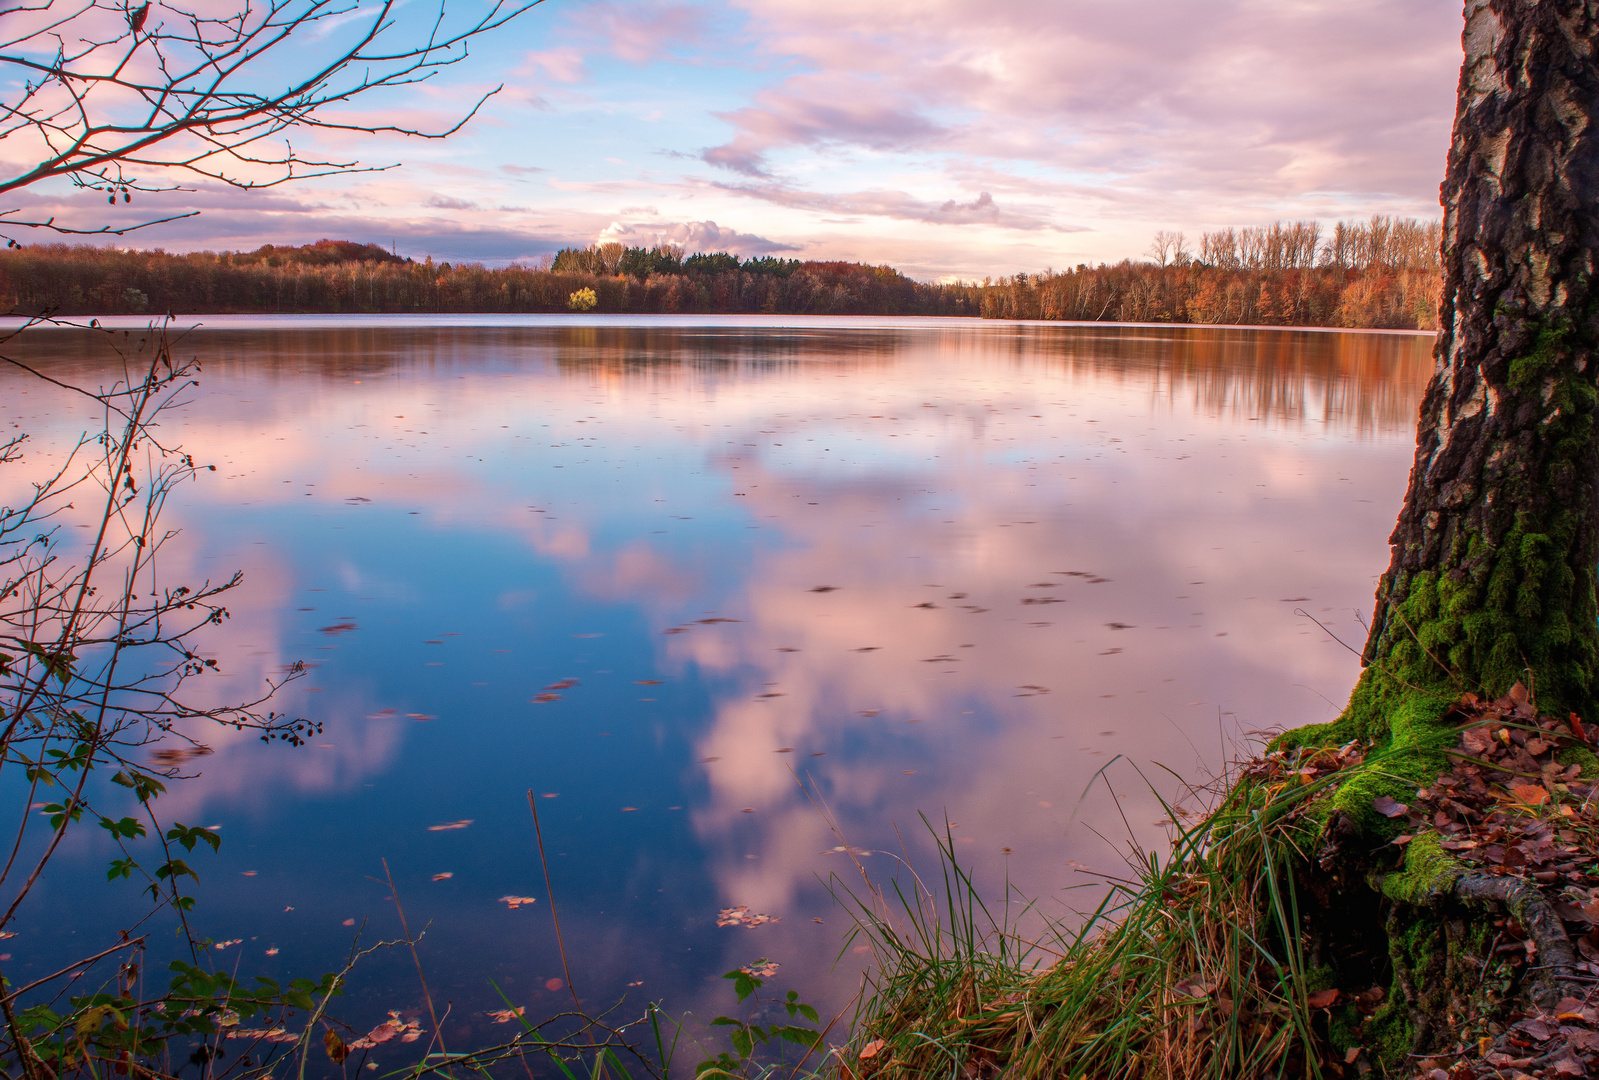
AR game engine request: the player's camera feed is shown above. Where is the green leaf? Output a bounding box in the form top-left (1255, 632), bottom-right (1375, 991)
top-left (166, 823), bottom-right (220, 852)
top-left (798, 1003), bottom-right (819, 1023)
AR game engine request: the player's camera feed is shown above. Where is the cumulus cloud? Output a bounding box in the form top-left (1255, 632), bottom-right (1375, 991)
top-left (9, 0), bottom-right (1465, 277)
top-left (714, 0), bottom-right (1457, 217)
top-left (712, 181), bottom-right (1084, 232)
top-left (595, 218), bottom-right (800, 255)
top-left (703, 79), bottom-right (947, 176)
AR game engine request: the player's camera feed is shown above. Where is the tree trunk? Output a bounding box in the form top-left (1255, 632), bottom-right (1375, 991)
top-left (1355, 0), bottom-right (1599, 731)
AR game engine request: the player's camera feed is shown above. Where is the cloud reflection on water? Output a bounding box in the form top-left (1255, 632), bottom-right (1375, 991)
top-left (0, 318), bottom-right (1431, 1023)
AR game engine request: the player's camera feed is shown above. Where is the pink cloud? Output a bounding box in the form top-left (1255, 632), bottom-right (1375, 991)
top-left (708, 181), bottom-right (1084, 232)
top-left (595, 217), bottom-right (798, 254)
top-left (714, 0), bottom-right (1458, 220)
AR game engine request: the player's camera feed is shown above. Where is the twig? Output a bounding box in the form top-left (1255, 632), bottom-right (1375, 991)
top-left (382, 858), bottom-right (446, 1055)
top-left (0, 935), bottom-right (145, 1006)
top-left (526, 789), bottom-right (581, 1014)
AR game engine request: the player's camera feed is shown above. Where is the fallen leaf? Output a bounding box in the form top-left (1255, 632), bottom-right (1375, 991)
top-left (432, 872), bottom-right (453, 881)
top-left (427, 820), bottom-right (472, 831)
top-left (324, 1029), bottom-right (350, 1064)
top-left (488, 1008), bottom-right (525, 1024)
top-left (1307, 989), bottom-right (1339, 1009)
top-left (1512, 783), bottom-right (1550, 806)
top-left (499, 895), bottom-right (538, 909)
top-left (545, 978), bottom-right (564, 992)
top-left (1372, 795), bottom-right (1409, 818)
top-left (858, 1040), bottom-right (885, 1060)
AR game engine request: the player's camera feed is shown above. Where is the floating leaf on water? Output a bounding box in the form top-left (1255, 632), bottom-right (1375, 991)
top-left (319, 622), bottom-right (358, 636)
top-left (342, 918), bottom-right (355, 926)
top-left (432, 872), bottom-right (453, 881)
top-left (545, 978), bottom-right (564, 992)
top-left (717, 906), bottom-right (779, 928)
top-left (212, 939), bottom-right (243, 950)
top-left (635, 679), bottom-right (662, 685)
top-left (775, 747), bottom-right (794, 753)
top-left (530, 693), bottom-right (561, 703)
top-left (701, 756), bottom-right (721, 763)
top-left (324, 1029), bottom-right (351, 1064)
top-left (348, 1012), bottom-right (423, 1048)
top-left (621, 806), bottom-right (638, 812)
top-left (499, 895), bottom-right (538, 909)
top-left (150, 744), bottom-right (214, 767)
top-left (488, 1008), bottom-right (525, 1024)
top-left (427, 820), bottom-right (473, 831)
top-left (697, 617), bottom-right (740, 624)
top-left (740, 958), bottom-right (779, 978)
top-left (858, 709), bottom-right (880, 716)
top-left (366, 709), bottom-right (398, 719)
top-left (543, 678), bottom-right (579, 691)
top-left (265, 947), bottom-right (279, 956)
top-left (406, 713), bottom-right (436, 721)
top-left (662, 627), bottom-right (688, 635)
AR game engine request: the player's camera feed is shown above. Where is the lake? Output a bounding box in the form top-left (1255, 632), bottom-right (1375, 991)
top-left (0, 315), bottom-right (1431, 1060)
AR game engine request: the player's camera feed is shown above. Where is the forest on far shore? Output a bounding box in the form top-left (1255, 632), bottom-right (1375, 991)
top-left (0, 216), bottom-right (1442, 329)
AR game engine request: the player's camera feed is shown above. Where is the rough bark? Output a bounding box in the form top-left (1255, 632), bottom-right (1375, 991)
top-left (1265, 7), bottom-right (1599, 1069)
top-left (1356, 0), bottom-right (1599, 729)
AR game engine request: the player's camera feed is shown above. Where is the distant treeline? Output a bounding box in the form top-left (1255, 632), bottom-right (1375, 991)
top-left (0, 240), bottom-right (978, 317)
top-left (0, 216), bottom-right (1443, 329)
top-left (982, 217), bottom-right (1443, 330)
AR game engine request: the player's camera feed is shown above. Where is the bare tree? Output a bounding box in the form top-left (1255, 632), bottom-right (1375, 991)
top-left (1146, 230), bottom-right (1181, 268)
top-left (0, 0), bottom-right (545, 242)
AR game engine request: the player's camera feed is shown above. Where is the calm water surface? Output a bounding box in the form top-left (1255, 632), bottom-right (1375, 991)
top-left (1, 316), bottom-right (1431, 1048)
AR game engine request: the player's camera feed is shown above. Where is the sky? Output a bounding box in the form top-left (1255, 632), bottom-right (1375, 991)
top-left (6, 0), bottom-right (1464, 280)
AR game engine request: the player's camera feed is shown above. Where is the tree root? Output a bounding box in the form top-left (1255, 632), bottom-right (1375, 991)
top-left (1451, 872), bottom-right (1583, 1012)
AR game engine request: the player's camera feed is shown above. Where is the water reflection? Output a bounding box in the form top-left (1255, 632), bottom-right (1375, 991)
top-left (0, 317), bottom-right (1430, 1038)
